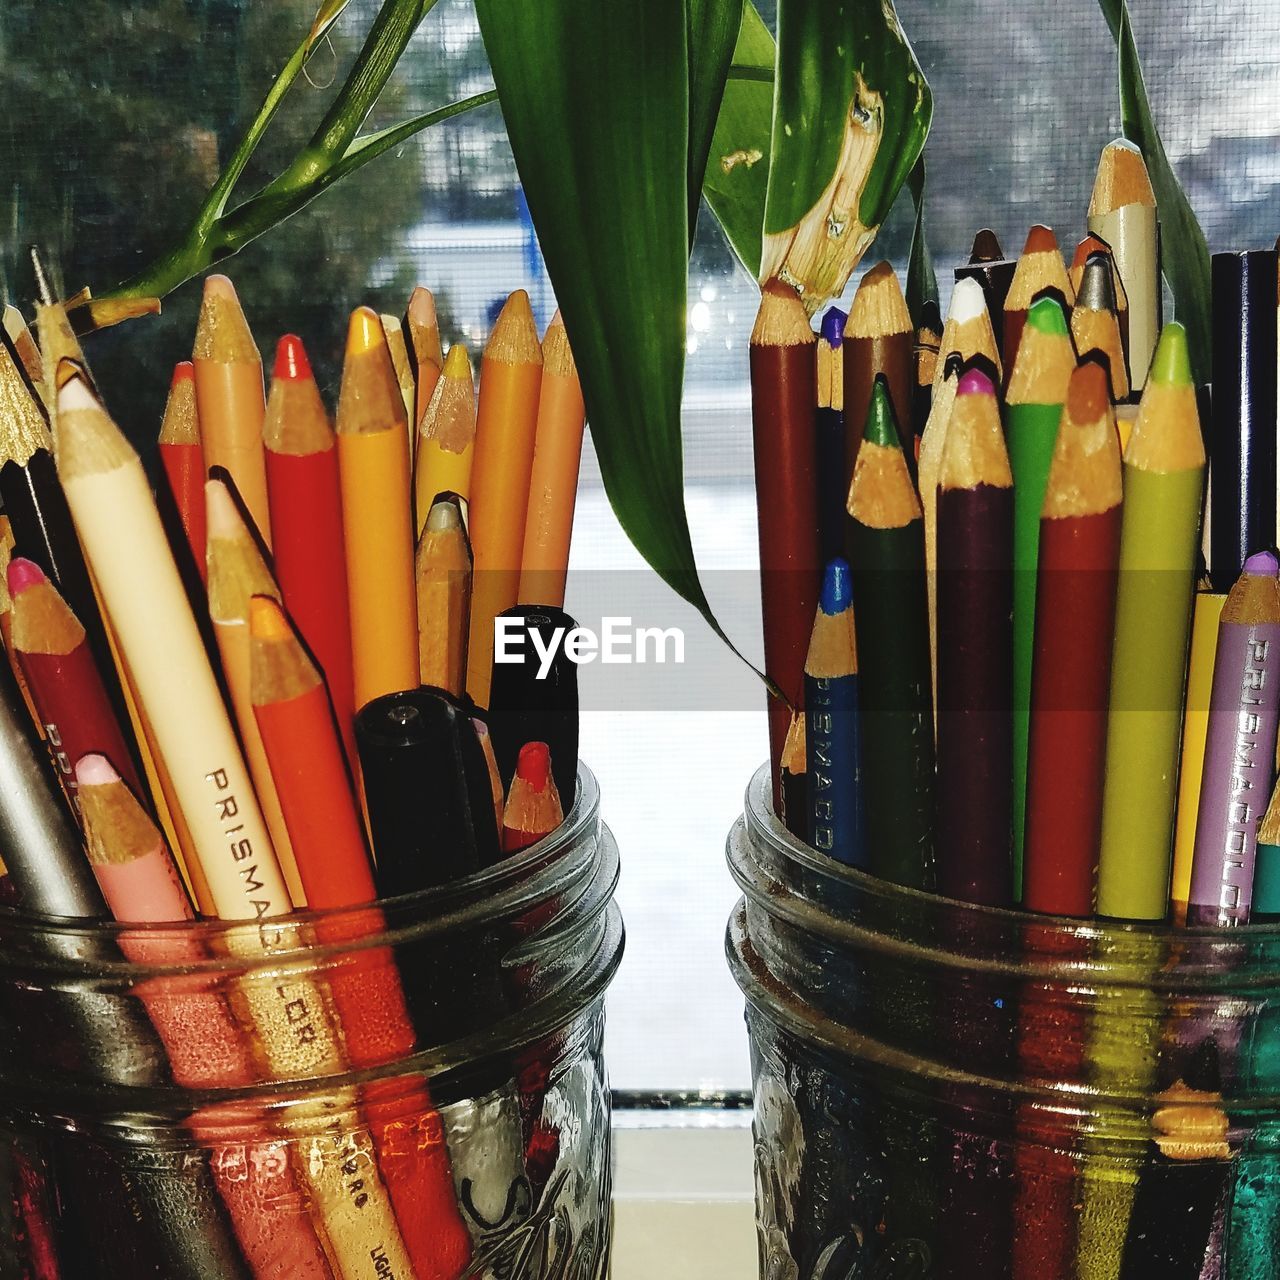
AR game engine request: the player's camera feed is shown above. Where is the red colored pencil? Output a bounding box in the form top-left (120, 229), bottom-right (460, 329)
top-left (8, 556), bottom-right (144, 812)
top-left (248, 595), bottom-right (472, 1280)
top-left (263, 334), bottom-right (358, 772)
top-left (1022, 363), bottom-right (1123, 916)
top-left (502, 741), bottom-right (565, 853)
top-left (157, 361), bottom-right (207, 582)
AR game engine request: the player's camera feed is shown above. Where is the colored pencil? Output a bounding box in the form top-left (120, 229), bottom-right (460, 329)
top-left (1257, 773), bottom-right (1280, 920)
top-left (780, 708), bottom-right (808, 839)
top-left (1071, 251), bottom-right (1130, 402)
top-left (1006, 295), bottom-right (1074, 901)
top-left (1209, 250), bottom-right (1279, 590)
top-left (8, 556), bottom-right (144, 813)
top-left (918, 353), bottom-right (962, 717)
top-left (1003, 225), bottom-right (1074, 381)
top-left (1097, 324), bottom-right (1205, 920)
top-left (487, 605), bottom-right (580, 810)
top-left (1171, 590), bottom-right (1228, 924)
top-left (474, 715), bottom-right (506, 833)
top-left (156, 361), bottom-right (208, 582)
top-left (804, 557), bottom-right (864, 867)
top-left (502, 740), bottom-right (565, 854)
top-left (356, 687), bottom-right (502, 894)
top-left (405, 285), bottom-right (445, 430)
top-left (954, 228), bottom-right (1017, 341)
top-left (518, 310), bottom-right (586, 608)
top-left (843, 261), bottom-right (914, 475)
top-left (263, 333), bottom-right (359, 772)
top-left (416, 490), bottom-right (472, 698)
top-left (936, 366), bottom-right (1014, 906)
top-left (414, 342), bottom-right (477, 529)
top-left (1188, 550), bottom-right (1280, 927)
top-left (248, 596), bottom-right (474, 1280)
top-left (34, 298), bottom-right (91, 412)
top-left (74, 751), bottom-right (336, 1280)
top-left (912, 297), bottom-right (942, 443)
top-left (381, 312), bottom-right (418, 443)
top-left (191, 274), bottom-right (271, 545)
top-left (1022, 361), bottom-right (1123, 917)
top-left (846, 377), bottom-right (935, 890)
top-left (467, 289), bottom-right (544, 707)
top-left (0, 519), bottom-right (40, 733)
top-left (816, 307), bottom-right (848, 562)
top-left (2, 304), bottom-right (42, 389)
top-left (205, 476), bottom-right (306, 908)
top-left (934, 275), bottom-right (1002, 390)
top-left (336, 306), bottom-right (419, 710)
top-left (1070, 233), bottom-right (1128, 349)
top-left (750, 280), bottom-right (821, 807)
top-left (1088, 139), bottom-right (1160, 389)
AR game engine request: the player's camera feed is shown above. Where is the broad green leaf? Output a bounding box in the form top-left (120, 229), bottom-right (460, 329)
top-left (688, 0), bottom-right (745, 242)
top-left (904, 154), bottom-right (937, 330)
top-left (473, 0), bottom-right (733, 635)
top-left (1098, 0), bottom-right (1211, 385)
top-left (701, 2), bottom-right (774, 277)
top-left (763, 0), bottom-right (931, 309)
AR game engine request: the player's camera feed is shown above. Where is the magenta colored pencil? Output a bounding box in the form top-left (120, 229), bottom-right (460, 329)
top-left (1188, 550), bottom-right (1280, 927)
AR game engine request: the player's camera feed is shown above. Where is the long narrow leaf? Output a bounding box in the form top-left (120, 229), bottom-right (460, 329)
top-left (904, 155), bottom-right (937, 328)
top-left (1098, 0), bottom-right (1211, 384)
top-left (701, 2), bottom-right (775, 278)
top-left (688, 0), bottom-right (745, 242)
top-left (763, 0), bottom-right (931, 310)
top-left (473, 0), bottom-right (730, 635)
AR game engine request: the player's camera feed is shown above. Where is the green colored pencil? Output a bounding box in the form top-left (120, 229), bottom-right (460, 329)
top-left (1006, 295), bottom-right (1074, 902)
top-left (846, 376), bottom-right (935, 891)
top-left (1096, 323), bottom-right (1205, 920)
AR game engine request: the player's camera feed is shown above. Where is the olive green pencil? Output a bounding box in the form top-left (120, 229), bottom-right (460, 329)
top-left (847, 376), bottom-right (935, 891)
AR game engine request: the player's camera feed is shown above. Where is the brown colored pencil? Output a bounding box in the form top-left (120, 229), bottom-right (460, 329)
top-left (750, 280), bottom-right (821, 809)
top-left (1003, 225), bottom-right (1075, 379)
top-left (843, 261), bottom-right (914, 473)
top-left (192, 275), bottom-right (271, 545)
top-left (1071, 252), bottom-right (1130, 402)
top-left (1022, 362), bottom-right (1123, 917)
top-left (416, 491), bottom-right (472, 698)
top-left (955, 229), bottom-right (1018, 338)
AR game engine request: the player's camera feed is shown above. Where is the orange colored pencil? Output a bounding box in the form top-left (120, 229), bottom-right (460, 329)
top-left (467, 290), bottom-right (544, 707)
top-left (248, 594), bottom-right (473, 1280)
top-left (337, 308), bottom-right (418, 710)
top-left (192, 275), bottom-right (271, 545)
top-left (519, 310), bottom-right (586, 608)
top-left (263, 334), bottom-right (358, 772)
top-left (157, 361), bottom-right (207, 581)
top-left (502, 740), bottom-right (565, 853)
top-left (405, 285), bottom-right (444, 430)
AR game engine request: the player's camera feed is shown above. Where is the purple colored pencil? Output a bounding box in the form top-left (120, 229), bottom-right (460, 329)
top-left (816, 307), bottom-right (848, 562)
top-left (1188, 550), bottom-right (1280, 927)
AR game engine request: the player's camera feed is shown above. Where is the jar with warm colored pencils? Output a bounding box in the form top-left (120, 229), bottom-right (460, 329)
top-left (735, 134), bottom-right (1280, 1278)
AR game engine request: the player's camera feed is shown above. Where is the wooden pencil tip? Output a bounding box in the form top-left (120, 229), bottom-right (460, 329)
top-left (1244, 550), bottom-right (1280, 577)
top-left (494, 289), bottom-right (535, 334)
top-left (948, 277), bottom-right (988, 324)
top-left (407, 286), bottom-right (438, 328)
top-left (442, 342), bottom-right (471, 377)
top-left (75, 753), bottom-right (120, 788)
top-left (204, 475), bottom-right (241, 539)
top-left (1066, 360), bottom-right (1110, 422)
top-left (426, 491), bottom-right (466, 532)
top-left (819, 557), bottom-right (852, 614)
top-left (6, 556), bottom-right (45, 597)
top-left (1147, 322), bottom-right (1192, 388)
top-left (753, 280), bottom-right (815, 346)
top-left (1092, 138), bottom-right (1156, 212)
top-left (515, 741), bottom-right (552, 791)
top-left (1072, 234), bottom-right (1112, 269)
top-left (820, 306), bottom-right (847, 347)
top-left (194, 274), bottom-right (257, 362)
top-left (273, 334), bottom-right (312, 382)
top-left (249, 593), bottom-right (291, 640)
top-left (863, 376), bottom-right (903, 448)
top-left (1026, 294), bottom-right (1070, 337)
top-left (1076, 254), bottom-right (1117, 311)
top-left (957, 366), bottom-right (996, 398)
top-left (203, 274), bottom-right (239, 304)
top-left (56, 370), bottom-right (98, 414)
top-left (1023, 224), bottom-right (1059, 255)
top-left (970, 228), bottom-right (1004, 262)
top-left (346, 306), bottom-right (386, 357)
top-left (170, 360), bottom-right (195, 389)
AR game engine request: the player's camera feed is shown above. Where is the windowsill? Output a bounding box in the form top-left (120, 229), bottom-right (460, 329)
top-left (609, 1110), bottom-right (756, 1279)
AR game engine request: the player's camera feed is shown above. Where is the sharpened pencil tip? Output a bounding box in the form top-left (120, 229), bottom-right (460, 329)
top-left (1026, 295), bottom-right (1070, 337)
top-left (442, 343), bottom-right (471, 377)
top-left (969, 228), bottom-right (1004, 262)
top-left (1023, 224), bottom-right (1059, 255)
top-left (1147, 322), bottom-right (1192, 388)
top-left (273, 334), bottom-right (312, 382)
top-left (515, 741), bottom-right (552, 791)
top-left (203, 274), bottom-right (239, 305)
top-left (820, 306), bottom-right (847, 348)
top-left (1066, 360), bottom-right (1110, 422)
top-left (407, 286), bottom-right (438, 328)
top-left (75, 753), bottom-right (120, 788)
top-left (346, 306), bottom-right (386, 357)
top-left (426, 491), bottom-right (466, 532)
top-left (249, 593), bottom-right (291, 641)
top-left (957, 366), bottom-right (996, 398)
top-left (948, 278), bottom-right (988, 324)
top-left (1244, 550), bottom-right (1279, 577)
top-left (819, 558), bottom-right (852, 615)
top-left (204, 475), bottom-right (241, 539)
top-left (6, 556), bottom-right (46, 597)
top-left (1072, 234), bottom-right (1112, 270)
top-left (170, 361), bottom-right (195, 389)
top-left (863, 376), bottom-right (903, 449)
top-left (56, 371), bottom-right (98, 415)
top-left (1076, 254), bottom-right (1118, 312)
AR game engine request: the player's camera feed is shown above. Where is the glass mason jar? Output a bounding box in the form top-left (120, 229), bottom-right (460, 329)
top-left (0, 766), bottom-right (621, 1280)
top-left (727, 763), bottom-right (1280, 1280)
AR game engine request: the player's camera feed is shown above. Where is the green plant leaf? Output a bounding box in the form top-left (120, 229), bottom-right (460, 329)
top-left (688, 0), bottom-right (745, 241)
top-left (473, 0), bottom-right (740, 639)
top-left (1098, 0), bottom-right (1211, 385)
top-left (701, 2), bottom-right (774, 276)
top-left (762, 0), bottom-right (930, 309)
top-left (904, 154), bottom-right (937, 328)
